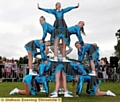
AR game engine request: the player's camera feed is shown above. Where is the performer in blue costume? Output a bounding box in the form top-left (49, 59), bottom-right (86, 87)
top-left (24, 40), bottom-right (50, 74)
top-left (70, 61), bottom-right (116, 96)
top-left (39, 16), bottom-right (54, 43)
top-left (35, 60), bottom-right (51, 96)
top-left (86, 76), bottom-right (116, 96)
top-left (75, 41), bottom-right (99, 76)
top-left (68, 21), bottom-right (85, 44)
top-left (37, 2), bottom-right (79, 61)
top-left (70, 62), bottom-right (91, 95)
top-left (70, 64), bottom-right (116, 97)
top-left (10, 74), bottom-right (40, 95)
top-left (50, 44), bottom-right (73, 97)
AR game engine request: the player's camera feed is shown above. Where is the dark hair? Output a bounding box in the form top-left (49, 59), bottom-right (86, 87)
top-left (55, 2), bottom-right (60, 6)
top-left (0, 56), bottom-right (2, 60)
top-left (81, 27), bottom-right (85, 35)
top-left (79, 21), bottom-right (85, 35)
top-left (40, 16), bottom-right (45, 21)
top-left (75, 41), bottom-right (84, 46)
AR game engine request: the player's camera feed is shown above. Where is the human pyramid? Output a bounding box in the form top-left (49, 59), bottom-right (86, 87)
top-left (10, 2), bottom-right (116, 98)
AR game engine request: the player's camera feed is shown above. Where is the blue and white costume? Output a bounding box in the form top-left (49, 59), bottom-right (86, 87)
top-left (24, 40), bottom-right (47, 60)
top-left (23, 74), bottom-right (40, 95)
top-left (68, 25), bottom-right (84, 43)
top-left (41, 22), bottom-right (54, 41)
top-left (35, 61), bottom-right (51, 96)
top-left (39, 6), bottom-right (78, 45)
top-left (70, 62), bottom-right (100, 96)
top-left (78, 44), bottom-right (99, 67)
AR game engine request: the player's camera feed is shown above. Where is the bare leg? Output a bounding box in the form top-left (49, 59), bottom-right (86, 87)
top-left (62, 72), bottom-right (67, 92)
top-left (95, 92), bottom-right (107, 96)
top-left (55, 71), bottom-right (61, 92)
top-left (59, 73), bottom-right (64, 89)
top-left (95, 87), bottom-right (107, 96)
top-left (18, 84), bottom-right (30, 95)
top-left (62, 39), bottom-right (66, 58)
top-left (54, 38), bottom-right (59, 57)
top-left (27, 51), bottom-right (33, 73)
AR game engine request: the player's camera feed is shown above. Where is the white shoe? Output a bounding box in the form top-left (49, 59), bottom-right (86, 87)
top-left (62, 59), bottom-right (69, 62)
top-left (40, 88), bottom-right (46, 92)
top-left (88, 72), bottom-right (96, 76)
top-left (29, 72), bottom-right (37, 76)
top-left (107, 90), bottom-right (116, 97)
top-left (50, 92), bottom-right (58, 97)
top-left (67, 90), bottom-right (72, 94)
top-left (50, 91), bottom-right (55, 95)
top-left (9, 88), bottom-right (19, 95)
top-left (49, 58), bottom-right (58, 62)
top-left (64, 92), bottom-right (73, 97)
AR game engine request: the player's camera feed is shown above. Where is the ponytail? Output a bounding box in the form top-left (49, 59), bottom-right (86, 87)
top-left (79, 21), bottom-right (86, 35)
top-left (81, 27), bottom-right (86, 35)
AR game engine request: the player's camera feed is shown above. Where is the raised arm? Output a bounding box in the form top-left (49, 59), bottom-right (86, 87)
top-left (66, 46), bottom-right (73, 55)
top-left (62, 3), bottom-right (79, 13)
top-left (37, 3), bottom-right (55, 14)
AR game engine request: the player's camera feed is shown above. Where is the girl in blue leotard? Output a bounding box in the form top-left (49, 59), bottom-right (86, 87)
top-left (68, 21), bottom-right (85, 44)
top-left (75, 41), bottom-right (99, 76)
top-left (37, 2), bottom-right (79, 61)
top-left (9, 74), bottom-right (40, 95)
top-left (24, 40), bottom-right (50, 74)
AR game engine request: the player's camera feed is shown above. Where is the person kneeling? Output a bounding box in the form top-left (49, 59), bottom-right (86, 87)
top-left (9, 74), bottom-right (40, 95)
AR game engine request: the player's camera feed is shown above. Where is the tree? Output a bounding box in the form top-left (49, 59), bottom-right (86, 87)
top-left (114, 29), bottom-right (120, 59)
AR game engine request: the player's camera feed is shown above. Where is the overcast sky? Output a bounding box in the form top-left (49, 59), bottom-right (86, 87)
top-left (0, 0), bottom-right (120, 61)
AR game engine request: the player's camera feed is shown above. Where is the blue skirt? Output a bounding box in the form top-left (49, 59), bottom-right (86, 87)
top-left (86, 76), bottom-right (101, 96)
top-left (24, 40), bottom-right (40, 57)
top-left (51, 19), bottom-right (70, 46)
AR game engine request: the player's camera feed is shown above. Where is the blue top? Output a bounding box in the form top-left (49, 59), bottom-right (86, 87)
top-left (39, 6), bottom-right (77, 19)
top-left (78, 44), bottom-right (91, 61)
top-left (42, 22), bottom-right (54, 40)
top-left (23, 74), bottom-right (32, 84)
top-left (38, 61), bottom-right (51, 76)
top-left (68, 25), bottom-right (83, 42)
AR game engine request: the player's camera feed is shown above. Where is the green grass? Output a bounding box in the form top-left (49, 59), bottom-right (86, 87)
top-left (0, 82), bottom-right (120, 102)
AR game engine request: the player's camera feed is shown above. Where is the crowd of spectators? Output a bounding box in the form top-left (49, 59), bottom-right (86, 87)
top-left (98, 57), bottom-right (120, 82)
top-left (0, 55), bottom-right (120, 82)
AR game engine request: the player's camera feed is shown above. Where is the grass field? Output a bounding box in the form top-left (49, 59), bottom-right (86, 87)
top-left (0, 82), bottom-right (120, 102)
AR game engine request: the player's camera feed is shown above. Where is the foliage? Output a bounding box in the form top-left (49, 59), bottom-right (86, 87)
top-left (114, 29), bottom-right (120, 59)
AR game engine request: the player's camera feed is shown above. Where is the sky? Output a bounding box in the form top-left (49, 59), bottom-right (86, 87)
top-left (0, 0), bottom-right (120, 61)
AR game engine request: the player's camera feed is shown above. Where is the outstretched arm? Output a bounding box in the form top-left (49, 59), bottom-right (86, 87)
top-left (37, 3), bottom-right (54, 14)
top-left (62, 3), bottom-right (79, 13)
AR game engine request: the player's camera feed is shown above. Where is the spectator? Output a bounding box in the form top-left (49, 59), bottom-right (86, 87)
top-left (99, 58), bottom-right (108, 82)
top-left (0, 56), bottom-right (3, 79)
top-left (5, 59), bottom-right (12, 78)
top-left (11, 59), bottom-right (17, 78)
top-left (23, 55), bottom-right (28, 64)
